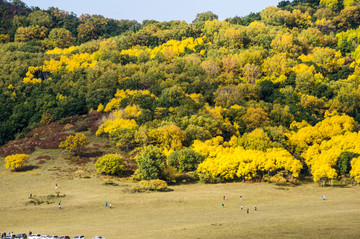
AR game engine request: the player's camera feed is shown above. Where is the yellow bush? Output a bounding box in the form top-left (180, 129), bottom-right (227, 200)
top-left (139, 179), bottom-right (168, 191)
top-left (5, 154), bottom-right (29, 171)
top-left (59, 133), bottom-right (89, 155)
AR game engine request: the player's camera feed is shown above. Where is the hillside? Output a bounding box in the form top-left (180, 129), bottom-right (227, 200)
top-left (2, 0), bottom-right (360, 184)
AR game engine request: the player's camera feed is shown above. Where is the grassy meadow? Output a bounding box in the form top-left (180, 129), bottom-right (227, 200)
top-left (1, 153), bottom-right (360, 239)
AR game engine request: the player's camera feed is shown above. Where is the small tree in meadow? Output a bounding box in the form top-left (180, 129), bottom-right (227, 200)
top-left (136, 145), bottom-right (167, 180)
top-left (59, 133), bottom-right (89, 155)
top-left (5, 154), bottom-right (29, 171)
top-left (168, 148), bottom-right (205, 173)
top-left (95, 154), bottom-right (125, 176)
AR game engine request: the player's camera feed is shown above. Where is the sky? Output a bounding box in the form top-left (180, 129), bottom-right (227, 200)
top-left (23, 0), bottom-right (282, 23)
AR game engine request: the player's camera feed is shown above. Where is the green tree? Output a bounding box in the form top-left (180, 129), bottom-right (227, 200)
top-left (157, 85), bottom-right (186, 108)
top-left (95, 154), bottom-right (125, 175)
top-left (136, 145), bottom-right (167, 180)
top-left (192, 11), bottom-right (218, 23)
top-left (48, 28), bottom-right (76, 48)
top-left (14, 25), bottom-right (48, 42)
top-left (77, 22), bottom-right (98, 42)
top-left (168, 148), bottom-right (205, 173)
top-left (27, 10), bottom-right (52, 27)
top-left (337, 151), bottom-right (359, 175)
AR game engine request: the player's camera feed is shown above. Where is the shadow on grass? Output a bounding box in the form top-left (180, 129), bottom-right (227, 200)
top-left (323, 184), bottom-right (351, 188)
top-left (14, 165), bottom-right (39, 172)
top-left (81, 151), bottom-right (104, 158)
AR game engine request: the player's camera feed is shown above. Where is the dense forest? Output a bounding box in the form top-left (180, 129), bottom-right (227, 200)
top-left (2, 0), bottom-right (360, 184)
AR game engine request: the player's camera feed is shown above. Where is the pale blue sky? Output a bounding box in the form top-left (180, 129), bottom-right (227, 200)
top-left (23, 0), bottom-right (282, 23)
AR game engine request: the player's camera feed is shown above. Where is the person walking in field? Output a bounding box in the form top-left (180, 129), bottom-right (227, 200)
top-left (254, 206), bottom-right (257, 211)
top-left (241, 205), bottom-right (243, 210)
top-left (322, 195), bottom-right (326, 200)
top-left (240, 195), bottom-right (242, 200)
top-left (247, 208), bottom-right (249, 214)
top-left (223, 195), bottom-right (225, 200)
top-left (109, 203), bottom-right (112, 208)
top-left (59, 204), bottom-right (61, 209)
top-left (222, 203), bottom-right (224, 208)
top-left (105, 202), bottom-right (108, 207)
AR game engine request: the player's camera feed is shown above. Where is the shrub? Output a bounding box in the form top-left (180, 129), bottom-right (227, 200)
top-left (168, 149), bottom-right (205, 173)
top-left (104, 178), bottom-right (117, 185)
top-left (270, 173), bottom-right (287, 185)
top-left (135, 145), bottom-right (167, 180)
top-left (59, 133), bottom-right (89, 155)
top-left (4, 154), bottom-right (29, 171)
top-left (139, 179), bottom-right (168, 191)
top-left (95, 154), bottom-right (125, 176)
top-left (198, 172), bottom-right (222, 184)
top-left (130, 184), bottom-right (145, 193)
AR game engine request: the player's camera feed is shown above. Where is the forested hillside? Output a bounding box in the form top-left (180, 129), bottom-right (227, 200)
top-left (2, 0), bottom-right (360, 184)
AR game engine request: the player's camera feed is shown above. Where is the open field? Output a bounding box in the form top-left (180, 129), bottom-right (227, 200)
top-left (1, 154), bottom-right (360, 239)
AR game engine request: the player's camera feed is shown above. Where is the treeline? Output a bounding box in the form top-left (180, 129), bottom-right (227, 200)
top-left (2, 0), bottom-right (360, 183)
top-left (0, 0), bottom-right (139, 45)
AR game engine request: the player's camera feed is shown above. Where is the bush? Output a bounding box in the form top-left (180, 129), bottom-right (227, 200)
top-left (168, 149), bottom-right (205, 173)
top-left (198, 172), bottom-right (222, 184)
top-left (139, 179), bottom-right (168, 191)
top-left (59, 133), bottom-right (89, 155)
top-left (270, 173), bottom-right (287, 185)
top-left (130, 184), bottom-right (145, 193)
top-left (95, 154), bottom-right (125, 176)
top-left (135, 145), bottom-right (167, 180)
top-left (4, 154), bottom-right (29, 171)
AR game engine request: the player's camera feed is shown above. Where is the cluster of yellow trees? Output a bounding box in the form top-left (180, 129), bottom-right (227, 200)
top-left (120, 37), bottom-right (206, 61)
top-left (23, 46), bottom-right (98, 84)
top-left (8, 2), bottom-right (360, 184)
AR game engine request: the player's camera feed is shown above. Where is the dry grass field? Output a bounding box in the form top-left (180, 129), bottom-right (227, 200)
top-left (1, 151), bottom-right (360, 239)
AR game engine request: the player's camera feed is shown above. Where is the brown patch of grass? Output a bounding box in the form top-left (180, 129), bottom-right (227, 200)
top-left (36, 155), bottom-right (51, 160)
top-left (68, 156), bottom-right (90, 165)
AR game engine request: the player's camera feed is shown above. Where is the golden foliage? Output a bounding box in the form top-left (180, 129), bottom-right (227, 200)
top-left (194, 138), bottom-right (302, 180)
top-left (5, 154), bottom-right (29, 170)
top-left (59, 133), bottom-right (89, 155)
top-left (350, 157), bottom-right (360, 182)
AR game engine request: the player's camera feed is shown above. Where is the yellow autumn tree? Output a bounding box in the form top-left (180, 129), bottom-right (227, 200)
top-left (302, 131), bottom-right (360, 182)
top-left (147, 124), bottom-right (186, 156)
top-left (59, 133), bottom-right (89, 155)
top-left (262, 53), bottom-right (293, 77)
top-left (286, 112), bottom-right (355, 154)
top-left (299, 47), bottom-right (345, 74)
top-left (192, 136), bottom-right (302, 182)
top-left (350, 157), bottom-right (360, 182)
top-left (320, 0), bottom-right (339, 10)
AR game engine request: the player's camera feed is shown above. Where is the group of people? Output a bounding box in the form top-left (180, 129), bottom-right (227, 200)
top-left (105, 202), bottom-right (112, 208)
top-left (221, 195), bottom-right (257, 214)
top-left (1, 232), bottom-right (12, 238)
